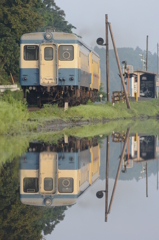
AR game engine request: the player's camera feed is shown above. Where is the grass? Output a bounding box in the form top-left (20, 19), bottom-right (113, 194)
top-left (1, 89), bottom-right (159, 136)
top-left (29, 99), bottom-right (159, 124)
top-left (0, 91), bottom-right (29, 135)
top-left (0, 89), bottom-right (24, 102)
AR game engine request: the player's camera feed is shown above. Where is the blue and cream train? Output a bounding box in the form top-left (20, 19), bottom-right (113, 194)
top-left (20, 32), bottom-right (100, 106)
top-left (20, 136), bottom-right (100, 207)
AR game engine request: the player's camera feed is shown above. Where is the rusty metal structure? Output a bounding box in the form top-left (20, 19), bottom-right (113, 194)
top-left (111, 91), bottom-right (125, 104)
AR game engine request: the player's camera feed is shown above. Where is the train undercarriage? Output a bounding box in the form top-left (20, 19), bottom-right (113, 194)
top-left (23, 86), bottom-right (98, 107)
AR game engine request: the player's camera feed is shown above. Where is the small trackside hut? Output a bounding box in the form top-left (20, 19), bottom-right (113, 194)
top-left (132, 70), bottom-right (156, 99)
top-left (20, 32), bottom-right (100, 107)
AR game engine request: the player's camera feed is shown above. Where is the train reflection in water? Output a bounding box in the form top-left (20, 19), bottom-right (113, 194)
top-left (20, 136), bottom-right (100, 207)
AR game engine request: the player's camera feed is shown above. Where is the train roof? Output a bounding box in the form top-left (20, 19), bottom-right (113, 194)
top-left (20, 32), bottom-right (99, 57)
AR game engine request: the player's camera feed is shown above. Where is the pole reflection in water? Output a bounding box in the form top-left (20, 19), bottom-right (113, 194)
top-left (105, 136), bottom-right (109, 222)
top-left (20, 136), bottom-right (100, 207)
top-left (96, 130), bottom-right (159, 222)
top-left (108, 128), bottom-right (130, 214)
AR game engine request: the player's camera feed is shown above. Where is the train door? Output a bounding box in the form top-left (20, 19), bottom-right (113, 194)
top-left (40, 44), bottom-right (58, 85)
top-left (90, 145), bottom-right (100, 184)
top-left (39, 152), bottom-right (58, 194)
top-left (79, 150), bottom-right (90, 191)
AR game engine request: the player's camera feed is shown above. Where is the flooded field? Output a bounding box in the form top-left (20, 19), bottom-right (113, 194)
top-left (1, 122), bottom-right (159, 240)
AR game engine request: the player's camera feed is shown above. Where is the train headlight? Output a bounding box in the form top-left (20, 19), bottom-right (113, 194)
top-left (58, 178), bottom-right (74, 193)
top-left (44, 32), bottom-right (52, 40)
top-left (62, 51), bottom-right (70, 60)
top-left (44, 198), bottom-right (52, 206)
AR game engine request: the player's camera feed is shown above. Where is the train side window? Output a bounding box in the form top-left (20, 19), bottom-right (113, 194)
top-left (44, 178), bottom-right (53, 191)
top-left (24, 45), bottom-right (39, 61)
top-left (59, 45), bottom-right (74, 61)
top-left (23, 178), bottom-right (39, 193)
top-left (44, 47), bottom-right (53, 60)
top-left (58, 178), bottom-right (74, 193)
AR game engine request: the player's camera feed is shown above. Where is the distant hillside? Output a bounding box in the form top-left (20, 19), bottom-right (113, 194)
top-left (94, 46), bottom-right (157, 96)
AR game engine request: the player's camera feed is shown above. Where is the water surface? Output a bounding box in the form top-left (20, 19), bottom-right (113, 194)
top-left (0, 125), bottom-right (159, 240)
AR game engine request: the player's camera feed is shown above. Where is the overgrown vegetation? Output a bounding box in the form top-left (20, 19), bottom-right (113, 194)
top-left (29, 99), bottom-right (159, 123)
top-left (0, 89), bottom-right (24, 102)
top-left (0, 91), bottom-right (28, 135)
top-left (1, 93), bottom-right (159, 135)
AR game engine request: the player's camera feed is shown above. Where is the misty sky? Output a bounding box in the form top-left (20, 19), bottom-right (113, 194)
top-left (56, 0), bottom-right (159, 53)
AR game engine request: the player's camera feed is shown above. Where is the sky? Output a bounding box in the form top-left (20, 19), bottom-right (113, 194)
top-left (56, 0), bottom-right (159, 53)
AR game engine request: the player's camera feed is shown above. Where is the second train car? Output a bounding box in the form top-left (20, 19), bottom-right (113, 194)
top-left (20, 32), bottom-right (100, 106)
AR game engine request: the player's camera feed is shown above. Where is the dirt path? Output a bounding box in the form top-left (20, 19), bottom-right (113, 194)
top-left (37, 118), bottom-right (103, 132)
top-left (36, 115), bottom-right (155, 132)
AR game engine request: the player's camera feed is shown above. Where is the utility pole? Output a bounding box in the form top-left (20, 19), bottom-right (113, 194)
top-left (146, 35), bottom-right (148, 71)
top-left (128, 66), bottom-right (130, 96)
top-left (106, 14), bottom-right (109, 102)
top-left (157, 43), bottom-right (159, 98)
top-left (108, 23), bottom-right (130, 109)
top-left (157, 43), bottom-right (159, 81)
top-left (105, 135), bottom-right (109, 222)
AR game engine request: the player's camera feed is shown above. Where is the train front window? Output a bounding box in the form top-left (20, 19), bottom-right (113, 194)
top-left (23, 178), bottom-right (39, 193)
top-left (44, 47), bottom-right (53, 60)
top-left (24, 45), bottom-right (39, 61)
top-left (58, 178), bottom-right (74, 193)
top-left (59, 45), bottom-right (74, 61)
top-left (44, 178), bottom-right (53, 191)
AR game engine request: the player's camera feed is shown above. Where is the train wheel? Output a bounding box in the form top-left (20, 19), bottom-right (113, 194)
top-left (37, 97), bottom-right (41, 108)
top-left (26, 92), bottom-right (31, 105)
top-left (58, 98), bottom-right (64, 107)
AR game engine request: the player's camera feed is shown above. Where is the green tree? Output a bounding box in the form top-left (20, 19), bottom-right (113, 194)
top-left (0, 0), bottom-right (43, 81)
top-left (39, 0), bottom-right (76, 32)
